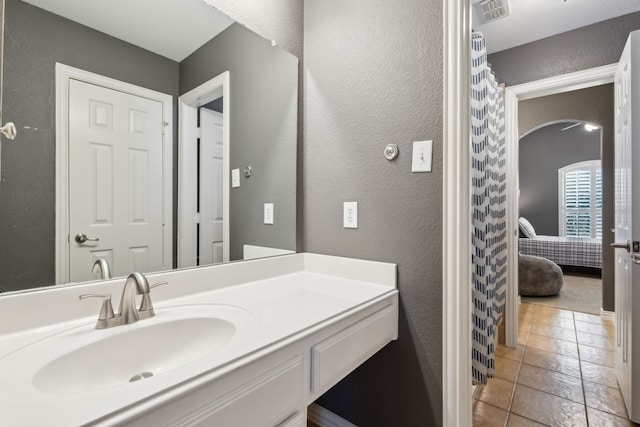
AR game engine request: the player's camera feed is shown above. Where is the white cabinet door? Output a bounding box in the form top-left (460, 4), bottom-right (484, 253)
top-left (69, 79), bottom-right (164, 281)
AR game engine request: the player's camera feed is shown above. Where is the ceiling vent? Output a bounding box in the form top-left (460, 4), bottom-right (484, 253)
top-left (473, 0), bottom-right (511, 26)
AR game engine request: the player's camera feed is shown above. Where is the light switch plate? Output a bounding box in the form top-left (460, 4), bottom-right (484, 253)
top-left (411, 140), bottom-right (433, 172)
top-left (264, 203), bottom-right (274, 225)
top-left (343, 202), bottom-right (358, 229)
top-left (232, 168), bottom-right (240, 188)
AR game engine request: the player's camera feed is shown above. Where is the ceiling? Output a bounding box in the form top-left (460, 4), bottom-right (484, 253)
top-left (473, 0), bottom-right (640, 54)
top-left (22, 0), bottom-right (235, 61)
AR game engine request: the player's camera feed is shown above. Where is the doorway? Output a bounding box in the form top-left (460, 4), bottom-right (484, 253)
top-left (442, 3), bottom-right (619, 423)
top-left (177, 71), bottom-right (230, 268)
top-left (518, 119), bottom-right (604, 315)
top-left (198, 104), bottom-right (225, 265)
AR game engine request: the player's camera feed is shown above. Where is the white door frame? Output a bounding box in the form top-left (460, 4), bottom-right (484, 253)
top-left (501, 63), bottom-right (617, 349)
top-left (443, 1), bottom-right (473, 425)
top-left (443, 2), bottom-right (617, 424)
top-left (55, 63), bottom-right (174, 284)
top-left (177, 72), bottom-right (230, 267)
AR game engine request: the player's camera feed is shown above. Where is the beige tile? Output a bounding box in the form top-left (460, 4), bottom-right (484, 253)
top-left (519, 304), bottom-right (535, 314)
top-left (519, 314), bottom-right (534, 332)
top-left (476, 377), bottom-right (516, 410)
top-left (496, 344), bottom-right (525, 362)
top-left (587, 407), bottom-right (635, 426)
top-left (518, 327), bottom-right (530, 346)
top-left (495, 355), bottom-right (521, 382)
top-left (516, 364), bottom-right (584, 404)
top-left (506, 413), bottom-right (547, 427)
top-left (527, 333), bottom-right (579, 359)
top-left (580, 360), bottom-right (619, 389)
top-left (530, 323), bottom-right (577, 343)
top-left (519, 310), bottom-right (534, 321)
top-left (574, 311), bottom-right (607, 325)
top-left (579, 344), bottom-right (616, 368)
top-left (535, 306), bottom-right (574, 319)
top-left (575, 320), bottom-right (614, 337)
top-left (522, 347), bottom-right (581, 379)
top-left (576, 331), bottom-right (616, 351)
top-left (472, 400), bottom-right (509, 427)
top-left (532, 315), bottom-right (575, 330)
top-left (584, 381), bottom-right (629, 418)
top-left (511, 385), bottom-right (587, 426)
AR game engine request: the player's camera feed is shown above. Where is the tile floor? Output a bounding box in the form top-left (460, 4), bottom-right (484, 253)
top-left (473, 302), bottom-right (639, 426)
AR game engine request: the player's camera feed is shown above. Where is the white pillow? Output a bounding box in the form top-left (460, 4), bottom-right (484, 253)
top-left (519, 217), bottom-right (537, 239)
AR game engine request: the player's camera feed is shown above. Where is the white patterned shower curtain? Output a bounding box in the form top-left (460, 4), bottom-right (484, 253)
top-left (471, 32), bottom-right (507, 385)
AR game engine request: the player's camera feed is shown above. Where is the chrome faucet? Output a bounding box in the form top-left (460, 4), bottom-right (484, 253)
top-left (92, 259), bottom-right (112, 280)
top-left (80, 272), bottom-right (167, 329)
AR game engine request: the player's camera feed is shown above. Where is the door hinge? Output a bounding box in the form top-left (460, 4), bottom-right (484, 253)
top-left (195, 212), bottom-right (201, 224)
top-left (162, 121), bottom-right (169, 136)
top-left (196, 127), bottom-right (202, 139)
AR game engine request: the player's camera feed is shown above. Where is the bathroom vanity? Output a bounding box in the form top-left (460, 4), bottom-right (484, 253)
top-left (0, 253), bottom-right (398, 426)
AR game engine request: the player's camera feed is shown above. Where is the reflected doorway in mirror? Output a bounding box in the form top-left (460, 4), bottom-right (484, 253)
top-left (178, 72), bottom-right (230, 268)
top-left (55, 64), bottom-right (174, 284)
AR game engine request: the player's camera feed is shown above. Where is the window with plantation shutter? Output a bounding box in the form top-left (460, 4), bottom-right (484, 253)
top-left (558, 160), bottom-right (602, 238)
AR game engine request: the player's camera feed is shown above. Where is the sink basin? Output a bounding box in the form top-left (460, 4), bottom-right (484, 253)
top-left (7, 304), bottom-right (253, 394)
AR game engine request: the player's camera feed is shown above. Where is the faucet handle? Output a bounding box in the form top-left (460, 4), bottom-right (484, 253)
top-left (151, 281), bottom-right (168, 290)
top-left (79, 294), bottom-right (116, 329)
top-left (138, 281), bottom-right (168, 315)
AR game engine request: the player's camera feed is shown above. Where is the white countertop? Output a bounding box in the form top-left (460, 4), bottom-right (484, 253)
top-left (0, 253), bottom-right (397, 426)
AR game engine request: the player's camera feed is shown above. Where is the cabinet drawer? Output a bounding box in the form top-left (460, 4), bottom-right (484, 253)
top-left (198, 356), bottom-right (303, 426)
top-left (150, 355), bottom-right (303, 427)
top-left (311, 304), bottom-right (396, 392)
top-left (278, 411), bottom-right (306, 427)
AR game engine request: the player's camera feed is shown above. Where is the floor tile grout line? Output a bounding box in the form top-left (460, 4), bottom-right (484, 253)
top-left (574, 310), bottom-right (591, 426)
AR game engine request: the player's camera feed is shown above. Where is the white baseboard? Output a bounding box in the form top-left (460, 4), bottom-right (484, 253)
top-left (472, 384), bottom-right (481, 400)
top-left (307, 403), bottom-right (357, 427)
top-left (600, 308), bottom-right (615, 322)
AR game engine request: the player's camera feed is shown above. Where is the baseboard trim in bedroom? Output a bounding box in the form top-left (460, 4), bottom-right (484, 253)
top-left (308, 403), bottom-right (357, 427)
top-left (600, 308), bottom-right (615, 322)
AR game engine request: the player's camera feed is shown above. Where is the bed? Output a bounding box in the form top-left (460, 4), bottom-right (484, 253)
top-left (518, 217), bottom-right (602, 269)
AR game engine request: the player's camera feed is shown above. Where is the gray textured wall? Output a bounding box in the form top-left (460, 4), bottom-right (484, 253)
top-left (488, 12), bottom-right (640, 86)
top-left (180, 23), bottom-right (298, 261)
top-left (0, 0), bottom-right (179, 292)
top-left (519, 123), bottom-right (601, 235)
top-left (208, 0), bottom-right (302, 59)
top-left (304, 0), bottom-right (443, 424)
top-left (519, 86), bottom-right (615, 310)
top-left (208, 0), bottom-right (304, 253)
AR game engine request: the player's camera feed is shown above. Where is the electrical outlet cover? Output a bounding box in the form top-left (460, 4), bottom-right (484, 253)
top-left (264, 203), bottom-right (274, 224)
top-left (343, 202), bottom-right (358, 229)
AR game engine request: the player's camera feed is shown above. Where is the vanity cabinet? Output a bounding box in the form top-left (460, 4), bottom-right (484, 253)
top-left (131, 353), bottom-right (305, 426)
top-left (128, 296), bottom-right (397, 427)
top-left (310, 303), bottom-right (397, 395)
top-left (0, 253), bottom-right (397, 426)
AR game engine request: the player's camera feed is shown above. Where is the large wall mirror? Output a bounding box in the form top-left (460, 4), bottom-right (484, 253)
top-left (0, 0), bottom-right (298, 294)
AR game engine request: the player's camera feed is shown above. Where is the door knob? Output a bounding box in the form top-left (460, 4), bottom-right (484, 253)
top-left (611, 241), bottom-right (631, 252)
top-left (0, 122), bottom-right (16, 140)
top-left (75, 234), bottom-right (99, 244)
